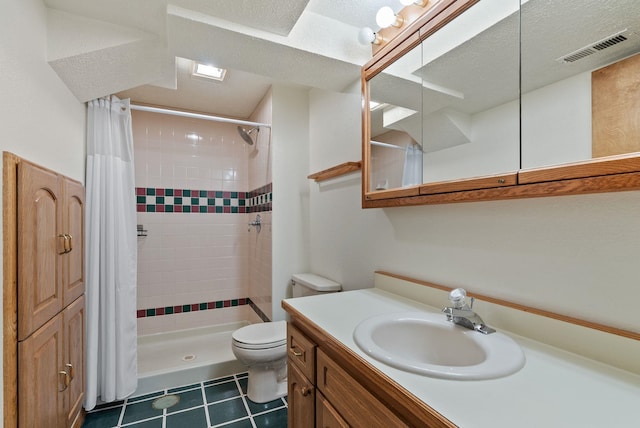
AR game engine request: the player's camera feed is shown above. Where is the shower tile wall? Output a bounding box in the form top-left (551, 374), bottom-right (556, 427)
top-left (133, 110), bottom-right (260, 335)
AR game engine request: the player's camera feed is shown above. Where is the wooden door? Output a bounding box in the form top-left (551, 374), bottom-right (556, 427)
top-left (18, 314), bottom-right (65, 428)
top-left (288, 360), bottom-right (315, 428)
top-left (64, 296), bottom-right (85, 427)
top-left (18, 161), bottom-right (63, 340)
top-left (63, 178), bottom-right (85, 307)
top-left (317, 393), bottom-right (349, 428)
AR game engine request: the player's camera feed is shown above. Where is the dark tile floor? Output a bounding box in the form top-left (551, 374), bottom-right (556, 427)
top-left (82, 373), bottom-right (288, 428)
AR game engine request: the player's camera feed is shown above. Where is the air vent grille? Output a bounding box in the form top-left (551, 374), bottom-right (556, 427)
top-left (557, 30), bottom-right (629, 63)
top-left (563, 48), bottom-right (596, 63)
top-left (592, 34), bottom-right (627, 50)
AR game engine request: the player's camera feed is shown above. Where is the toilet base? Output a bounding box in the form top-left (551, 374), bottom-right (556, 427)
top-left (246, 359), bottom-right (288, 403)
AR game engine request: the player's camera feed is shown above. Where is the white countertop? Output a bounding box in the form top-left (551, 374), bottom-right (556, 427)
top-left (284, 288), bottom-right (640, 428)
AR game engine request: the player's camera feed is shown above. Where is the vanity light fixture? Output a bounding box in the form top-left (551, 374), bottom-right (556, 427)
top-left (399, 0), bottom-right (429, 6)
top-left (358, 27), bottom-right (383, 45)
top-left (192, 62), bottom-right (227, 81)
top-left (376, 6), bottom-right (404, 29)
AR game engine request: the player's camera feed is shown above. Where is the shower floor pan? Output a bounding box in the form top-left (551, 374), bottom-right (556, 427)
top-left (134, 321), bottom-right (248, 396)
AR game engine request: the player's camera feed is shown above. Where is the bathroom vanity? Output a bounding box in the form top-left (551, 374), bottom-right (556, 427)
top-left (282, 272), bottom-right (640, 427)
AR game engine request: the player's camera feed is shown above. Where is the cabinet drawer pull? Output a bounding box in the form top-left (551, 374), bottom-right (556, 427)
top-left (59, 370), bottom-right (70, 392)
top-left (290, 347), bottom-right (303, 357)
top-left (301, 386), bottom-right (313, 396)
top-left (66, 234), bottom-right (73, 252)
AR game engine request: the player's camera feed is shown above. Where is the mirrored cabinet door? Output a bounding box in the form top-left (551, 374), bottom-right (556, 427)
top-left (521, 0), bottom-right (640, 170)
top-left (368, 39), bottom-right (423, 193)
top-left (418, 0), bottom-right (520, 187)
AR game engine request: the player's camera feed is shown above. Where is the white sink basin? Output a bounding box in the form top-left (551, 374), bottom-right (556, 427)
top-left (353, 311), bottom-right (525, 380)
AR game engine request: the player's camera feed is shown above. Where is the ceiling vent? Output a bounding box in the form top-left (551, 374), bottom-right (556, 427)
top-left (557, 30), bottom-right (628, 63)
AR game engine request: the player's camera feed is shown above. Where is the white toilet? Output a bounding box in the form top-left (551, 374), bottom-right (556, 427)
top-left (231, 273), bottom-right (341, 403)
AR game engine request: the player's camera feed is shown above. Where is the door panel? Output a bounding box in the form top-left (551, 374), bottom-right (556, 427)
top-left (64, 179), bottom-right (85, 306)
top-left (64, 296), bottom-right (85, 426)
top-left (18, 315), bottom-right (65, 428)
top-left (18, 162), bottom-right (62, 340)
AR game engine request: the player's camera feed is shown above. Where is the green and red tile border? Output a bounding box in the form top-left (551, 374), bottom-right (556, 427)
top-left (136, 183), bottom-right (272, 213)
top-left (137, 297), bottom-right (271, 322)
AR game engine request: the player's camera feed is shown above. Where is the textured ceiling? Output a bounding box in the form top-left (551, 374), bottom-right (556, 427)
top-left (43, 0), bottom-right (391, 119)
top-left (43, 0), bottom-right (639, 121)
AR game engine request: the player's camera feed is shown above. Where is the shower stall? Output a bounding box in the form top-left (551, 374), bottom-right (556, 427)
top-left (130, 96), bottom-right (273, 394)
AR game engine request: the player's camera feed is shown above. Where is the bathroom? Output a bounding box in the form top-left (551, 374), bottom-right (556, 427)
top-left (2, 0), bottom-right (640, 427)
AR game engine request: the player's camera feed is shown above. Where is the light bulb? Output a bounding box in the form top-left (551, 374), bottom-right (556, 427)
top-left (400, 0), bottom-right (428, 6)
top-left (358, 27), bottom-right (374, 45)
top-left (376, 6), bottom-right (403, 28)
top-left (358, 27), bottom-right (383, 45)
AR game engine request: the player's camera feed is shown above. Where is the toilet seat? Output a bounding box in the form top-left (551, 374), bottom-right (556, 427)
top-left (232, 321), bottom-right (286, 350)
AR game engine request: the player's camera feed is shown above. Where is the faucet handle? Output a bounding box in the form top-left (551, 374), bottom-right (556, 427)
top-left (448, 288), bottom-right (468, 308)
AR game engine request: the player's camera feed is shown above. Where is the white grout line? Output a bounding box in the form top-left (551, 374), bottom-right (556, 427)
top-left (235, 374), bottom-right (258, 428)
top-left (200, 382), bottom-right (212, 428)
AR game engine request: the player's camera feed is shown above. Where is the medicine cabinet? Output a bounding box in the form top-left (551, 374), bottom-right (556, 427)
top-left (362, 0), bottom-right (640, 208)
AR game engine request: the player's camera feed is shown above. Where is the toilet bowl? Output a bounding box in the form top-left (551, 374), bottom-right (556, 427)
top-left (231, 273), bottom-right (341, 403)
top-left (231, 321), bottom-right (287, 403)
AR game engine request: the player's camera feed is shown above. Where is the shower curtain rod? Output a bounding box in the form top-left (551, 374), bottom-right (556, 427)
top-left (130, 104), bottom-right (272, 129)
top-left (371, 140), bottom-right (424, 152)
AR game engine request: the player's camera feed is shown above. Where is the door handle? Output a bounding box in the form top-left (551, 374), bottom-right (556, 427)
top-left (58, 234), bottom-right (69, 254)
top-left (66, 363), bottom-right (74, 380)
top-left (65, 234), bottom-right (73, 253)
top-left (59, 370), bottom-right (69, 392)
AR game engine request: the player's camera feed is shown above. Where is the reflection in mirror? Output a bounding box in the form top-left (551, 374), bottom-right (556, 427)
top-left (417, 0), bottom-right (520, 183)
top-left (368, 41), bottom-right (423, 192)
top-left (521, 0), bottom-right (640, 169)
top-left (367, 0), bottom-right (521, 192)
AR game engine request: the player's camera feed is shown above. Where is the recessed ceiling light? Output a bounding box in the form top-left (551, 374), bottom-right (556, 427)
top-left (192, 62), bottom-right (227, 81)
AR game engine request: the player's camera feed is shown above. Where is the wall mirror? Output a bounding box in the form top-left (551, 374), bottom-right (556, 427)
top-left (363, 0), bottom-right (640, 207)
top-left (364, 0), bottom-right (521, 199)
top-left (417, 0), bottom-right (520, 185)
top-left (521, 0), bottom-right (640, 169)
top-left (368, 38), bottom-right (424, 192)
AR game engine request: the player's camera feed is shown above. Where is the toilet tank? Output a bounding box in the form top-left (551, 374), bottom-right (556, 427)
top-left (291, 273), bottom-right (341, 297)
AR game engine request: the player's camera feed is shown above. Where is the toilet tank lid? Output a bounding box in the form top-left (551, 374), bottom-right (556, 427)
top-left (291, 273), bottom-right (341, 291)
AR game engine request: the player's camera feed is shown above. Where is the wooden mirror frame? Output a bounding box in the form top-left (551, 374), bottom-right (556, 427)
top-left (362, 0), bottom-right (640, 208)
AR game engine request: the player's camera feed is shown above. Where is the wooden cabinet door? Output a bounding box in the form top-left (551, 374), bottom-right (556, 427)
top-left (317, 393), bottom-right (350, 428)
top-left (317, 349), bottom-right (408, 428)
top-left (288, 360), bottom-right (315, 428)
top-left (18, 161), bottom-right (63, 340)
top-left (64, 296), bottom-right (85, 427)
top-left (63, 178), bottom-right (85, 307)
top-left (18, 314), bottom-right (65, 428)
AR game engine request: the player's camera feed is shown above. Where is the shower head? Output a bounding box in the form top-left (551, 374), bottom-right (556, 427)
top-left (237, 125), bottom-right (259, 145)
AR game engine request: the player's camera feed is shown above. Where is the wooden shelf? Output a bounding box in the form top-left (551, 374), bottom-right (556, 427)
top-left (308, 161), bottom-right (361, 182)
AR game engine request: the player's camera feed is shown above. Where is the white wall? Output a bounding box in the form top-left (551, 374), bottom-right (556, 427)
top-left (522, 72), bottom-right (592, 168)
top-left (0, 0), bottom-right (87, 421)
top-left (308, 87), bottom-right (640, 334)
top-left (271, 85), bottom-right (311, 320)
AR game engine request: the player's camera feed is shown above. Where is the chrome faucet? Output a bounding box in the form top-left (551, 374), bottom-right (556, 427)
top-left (442, 288), bottom-right (495, 335)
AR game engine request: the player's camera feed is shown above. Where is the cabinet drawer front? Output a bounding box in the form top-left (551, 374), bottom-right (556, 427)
top-left (317, 349), bottom-right (408, 428)
top-left (287, 324), bottom-right (316, 381)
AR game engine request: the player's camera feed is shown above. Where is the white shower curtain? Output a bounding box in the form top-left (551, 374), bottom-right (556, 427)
top-left (401, 144), bottom-right (423, 187)
top-left (85, 96), bottom-right (138, 410)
